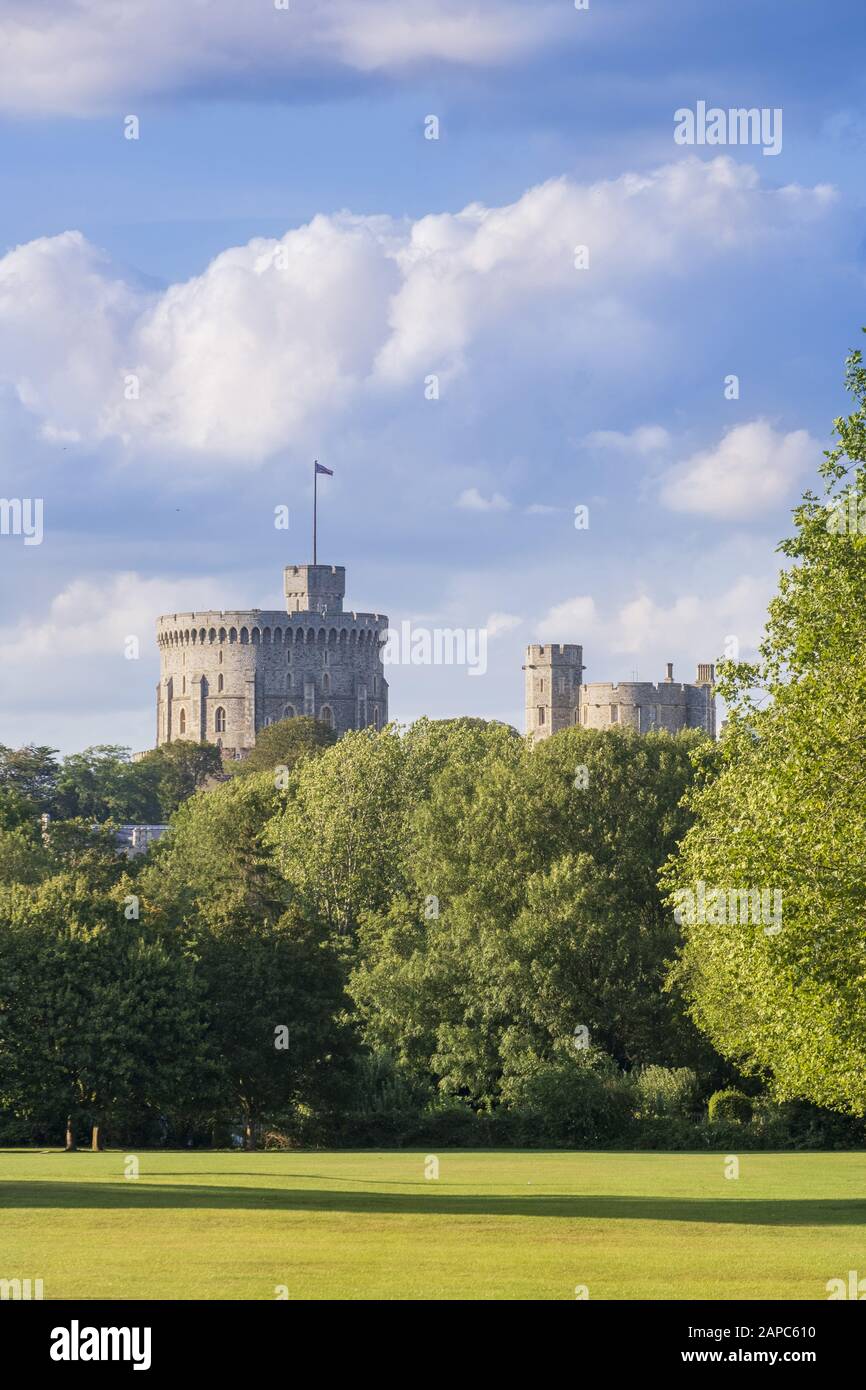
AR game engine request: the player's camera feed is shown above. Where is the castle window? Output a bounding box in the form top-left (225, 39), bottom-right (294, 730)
top-left (322, 673), bottom-right (330, 693)
top-left (182, 676), bottom-right (186, 694)
top-left (219, 650), bottom-right (223, 665)
top-left (373, 675), bottom-right (379, 694)
top-left (283, 704), bottom-right (296, 720)
top-left (286, 673), bottom-right (293, 691)
top-left (287, 649), bottom-right (291, 664)
top-left (217, 674), bottom-right (224, 693)
top-left (179, 709), bottom-right (186, 734)
top-left (610, 704), bottom-right (618, 724)
top-left (320, 705), bottom-right (333, 730)
top-left (538, 707), bottom-right (545, 725)
top-left (215, 706), bottom-right (226, 733)
top-left (373, 706), bottom-right (380, 730)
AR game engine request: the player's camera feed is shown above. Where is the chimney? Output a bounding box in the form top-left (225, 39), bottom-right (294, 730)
top-left (665, 662), bottom-right (674, 682)
top-left (696, 663), bottom-right (716, 686)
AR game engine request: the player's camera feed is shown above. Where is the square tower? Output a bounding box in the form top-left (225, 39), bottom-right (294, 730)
top-left (524, 644), bottom-right (584, 741)
top-left (284, 564), bottom-right (345, 615)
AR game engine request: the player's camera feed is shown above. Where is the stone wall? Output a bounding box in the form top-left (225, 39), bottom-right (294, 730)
top-left (156, 566), bottom-right (388, 754)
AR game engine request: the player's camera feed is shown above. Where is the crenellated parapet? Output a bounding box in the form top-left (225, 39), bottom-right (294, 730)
top-left (525, 647), bottom-right (715, 741)
top-left (155, 567), bottom-right (389, 756)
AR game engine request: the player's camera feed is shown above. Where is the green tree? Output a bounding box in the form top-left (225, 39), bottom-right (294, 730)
top-left (0, 873), bottom-right (208, 1148)
top-left (232, 716), bottom-right (336, 777)
top-left (350, 723), bottom-right (711, 1106)
top-left (0, 745), bottom-right (59, 811)
top-left (134, 740), bottom-right (223, 819)
top-left (56, 745), bottom-right (163, 823)
top-left (266, 726), bottom-right (408, 938)
top-left (663, 342), bottom-right (866, 1116)
top-left (141, 772), bottom-right (351, 1145)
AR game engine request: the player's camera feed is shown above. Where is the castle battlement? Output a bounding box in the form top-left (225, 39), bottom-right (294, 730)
top-left (155, 564), bottom-right (388, 754)
top-left (525, 649), bottom-right (715, 741)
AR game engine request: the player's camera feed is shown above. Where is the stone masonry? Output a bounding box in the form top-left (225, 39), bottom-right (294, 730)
top-left (156, 564), bottom-right (388, 756)
top-left (524, 647), bottom-right (715, 741)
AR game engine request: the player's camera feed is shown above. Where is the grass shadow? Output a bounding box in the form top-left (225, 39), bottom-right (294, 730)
top-left (1, 1181), bottom-right (864, 1226)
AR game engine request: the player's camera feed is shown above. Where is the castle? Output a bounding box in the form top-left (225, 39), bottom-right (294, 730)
top-left (155, 563), bottom-right (388, 757)
top-left (524, 645), bottom-right (715, 740)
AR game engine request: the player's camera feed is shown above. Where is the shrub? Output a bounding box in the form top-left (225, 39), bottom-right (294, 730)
top-left (506, 1052), bottom-right (636, 1146)
top-left (708, 1088), bottom-right (753, 1124)
top-left (633, 1066), bottom-right (701, 1120)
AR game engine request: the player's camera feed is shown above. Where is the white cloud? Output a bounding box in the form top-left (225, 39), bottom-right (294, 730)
top-left (0, 573), bottom-right (220, 666)
top-left (660, 420), bottom-right (817, 519)
top-left (456, 488), bottom-right (511, 512)
top-left (0, 161), bottom-right (834, 469)
top-left (0, 1), bottom-right (569, 116)
top-left (486, 612), bottom-right (522, 638)
top-left (526, 502), bottom-right (558, 515)
top-left (585, 424), bottom-right (671, 454)
top-left (537, 596), bottom-right (598, 642)
top-left (538, 575), bottom-right (771, 669)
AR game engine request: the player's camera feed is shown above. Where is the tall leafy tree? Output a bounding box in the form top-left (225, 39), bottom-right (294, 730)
top-left (350, 723), bottom-right (710, 1105)
top-left (141, 772), bottom-right (351, 1145)
top-left (0, 873), bottom-right (208, 1147)
top-left (663, 343), bottom-right (866, 1116)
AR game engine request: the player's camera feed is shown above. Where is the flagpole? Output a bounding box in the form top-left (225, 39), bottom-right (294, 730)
top-left (313, 458), bottom-right (317, 565)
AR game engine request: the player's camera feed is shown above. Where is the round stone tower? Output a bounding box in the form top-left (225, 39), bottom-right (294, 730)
top-left (155, 564), bottom-right (388, 757)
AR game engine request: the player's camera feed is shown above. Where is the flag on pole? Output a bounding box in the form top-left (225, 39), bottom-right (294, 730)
top-left (315, 461), bottom-right (333, 476)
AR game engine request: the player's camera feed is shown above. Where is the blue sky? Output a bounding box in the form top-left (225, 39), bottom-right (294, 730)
top-left (0, 0), bottom-right (864, 752)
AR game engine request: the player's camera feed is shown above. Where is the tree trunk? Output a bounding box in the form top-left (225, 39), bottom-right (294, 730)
top-left (64, 1117), bottom-right (76, 1152)
top-left (243, 1118), bottom-right (257, 1151)
top-left (91, 1123), bottom-right (104, 1151)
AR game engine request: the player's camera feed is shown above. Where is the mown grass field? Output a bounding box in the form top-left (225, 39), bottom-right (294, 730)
top-left (0, 1149), bottom-right (862, 1300)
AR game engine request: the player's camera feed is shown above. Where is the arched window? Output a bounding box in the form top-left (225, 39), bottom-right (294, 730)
top-left (215, 706), bottom-right (226, 733)
top-left (286, 673), bottom-right (292, 691)
top-left (286, 648), bottom-right (291, 665)
top-left (179, 708), bottom-right (186, 734)
top-left (373, 706), bottom-right (380, 730)
top-left (322, 672), bottom-right (330, 693)
top-left (283, 704), bottom-right (296, 720)
top-left (217, 674), bottom-right (224, 692)
top-left (320, 706), bottom-right (333, 730)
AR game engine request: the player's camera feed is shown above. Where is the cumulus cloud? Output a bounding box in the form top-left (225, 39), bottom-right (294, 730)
top-left (456, 488), bottom-right (511, 513)
top-left (537, 596), bottom-right (598, 642)
top-left (0, 0), bottom-right (570, 116)
top-left (486, 612), bottom-right (522, 638)
top-left (660, 420), bottom-right (817, 519)
top-left (0, 160), bottom-right (834, 469)
top-left (537, 575), bottom-right (772, 669)
top-left (0, 572), bottom-right (220, 666)
top-left (585, 425), bottom-right (671, 454)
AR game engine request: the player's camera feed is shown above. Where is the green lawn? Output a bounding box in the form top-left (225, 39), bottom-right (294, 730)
top-left (0, 1149), bottom-right (862, 1300)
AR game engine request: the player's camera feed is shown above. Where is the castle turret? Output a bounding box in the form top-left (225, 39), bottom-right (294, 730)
top-left (284, 564), bottom-right (345, 616)
top-left (523, 643), bottom-right (584, 741)
top-left (156, 563), bottom-right (388, 757)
